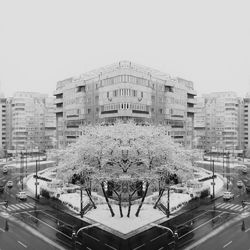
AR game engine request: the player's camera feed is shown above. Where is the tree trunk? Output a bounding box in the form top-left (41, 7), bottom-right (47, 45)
top-left (85, 188), bottom-right (97, 209)
top-left (127, 195), bottom-right (132, 218)
top-left (127, 188), bottom-right (138, 217)
top-left (113, 190), bottom-right (123, 217)
top-left (135, 182), bottom-right (149, 217)
top-left (153, 189), bottom-right (164, 209)
top-left (101, 182), bottom-right (115, 217)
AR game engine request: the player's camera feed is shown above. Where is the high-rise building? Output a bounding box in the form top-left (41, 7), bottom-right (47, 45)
top-left (6, 92), bottom-right (56, 152)
top-left (0, 97), bottom-right (7, 156)
top-left (194, 92), bottom-right (241, 152)
top-left (54, 61), bottom-right (196, 148)
top-left (240, 94), bottom-right (250, 157)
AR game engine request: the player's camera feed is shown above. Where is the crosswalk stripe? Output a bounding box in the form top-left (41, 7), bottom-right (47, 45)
top-left (235, 207), bottom-right (243, 211)
top-left (230, 205), bottom-right (240, 210)
top-left (216, 203), bottom-right (227, 208)
top-left (223, 204), bottom-right (235, 209)
top-left (7, 207), bottom-right (16, 211)
top-left (11, 205), bottom-right (21, 210)
top-left (25, 203), bottom-right (34, 208)
top-left (15, 204), bottom-right (28, 209)
top-left (218, 204), bottom-right (231, 209)
top-left (216, 203), bottom-right (224, 208)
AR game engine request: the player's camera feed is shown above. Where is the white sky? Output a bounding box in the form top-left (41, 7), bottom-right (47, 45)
top-left (1, 0), bottom-right (250, 98)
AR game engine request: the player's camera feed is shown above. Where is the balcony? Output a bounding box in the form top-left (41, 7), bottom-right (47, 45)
top-left (55, 107), bottom-right (63, 113)
top-left (55, 98), bottom-right (63, 104)
top-left (187, 98), bottom-right (196, 105)
top-left (187, 107), bottom-right (195, 113)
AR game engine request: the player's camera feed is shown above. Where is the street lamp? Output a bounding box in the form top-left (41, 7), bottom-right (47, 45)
top-left (150, 223), bottom-right (178, 248)
top-left (71, 223), bottom-right (100, 249)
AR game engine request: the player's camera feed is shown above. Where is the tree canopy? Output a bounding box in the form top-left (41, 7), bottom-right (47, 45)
top-left (56, 121), bottom-right (195, 184)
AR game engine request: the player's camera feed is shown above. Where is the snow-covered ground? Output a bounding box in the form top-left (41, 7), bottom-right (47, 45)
top-left (25, 167), bottom-right (225, 235)
top-left (85, 204), bottom-right (165, 234)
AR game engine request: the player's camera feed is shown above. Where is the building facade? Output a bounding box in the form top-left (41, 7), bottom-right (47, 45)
top-left (194, 92), bottom-right (241, 153)
top-left (6, 92), bottom-right (56, 152)
top-left (54, 61), bottom-right (196, 148)
top-left (0, 97), bottom-right (7, 156)
top-left (240, 94), bottom-right (250, 157)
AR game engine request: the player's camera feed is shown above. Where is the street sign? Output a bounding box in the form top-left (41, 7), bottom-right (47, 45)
top-left (35, 182), bottom-right (39, 185)
top-left (211, 182), bottom-right (215, 185)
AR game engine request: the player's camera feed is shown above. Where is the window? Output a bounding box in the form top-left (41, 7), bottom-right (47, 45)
top-left (88, 109), bottom-right (91, 114)
top-left (107, 92), bottom-right (109, 98)
top-left (141, 92), bottom-right (143, 98)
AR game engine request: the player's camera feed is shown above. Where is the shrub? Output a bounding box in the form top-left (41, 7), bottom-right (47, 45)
top-left (200, 189), bottom-right (210, 198)
top-left (40, 189), bottom-right (50, 199)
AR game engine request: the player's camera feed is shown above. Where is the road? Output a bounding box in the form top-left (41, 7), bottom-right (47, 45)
top-left (0, 210), bottom-right (65, 250)
top-left (0, 160), bottom-right (250, 249)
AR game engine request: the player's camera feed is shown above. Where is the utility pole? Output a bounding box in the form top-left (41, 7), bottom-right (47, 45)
top-left (20, 152), bottom-right (24, 190)
top-left (212, 160), bottom-right (215, 198)
top-left (35, 160), bottom-right (38, 199)
top-left (80, 187), bottom-right (83, 218)
top-left (25, 147), bottom-right (28, 177)
top-left (222, 149), bottom-right (224, 178)
top-left (167, 186), bottom-right (170, 218)
top-left (227, 152), bottom-right (230, 190)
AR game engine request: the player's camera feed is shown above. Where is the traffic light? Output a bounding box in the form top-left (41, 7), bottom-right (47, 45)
top-left (4, 200), bottom-right (8, 208)
top-left (242, 200), bottom-right (246, 208)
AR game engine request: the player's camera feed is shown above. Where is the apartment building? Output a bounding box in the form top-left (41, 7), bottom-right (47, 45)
top-left (194, 92), bottom-right (241, 152)
top-left (0, 97), bottom-right (7, 156)
top-left (193, 97), bottom-right (206, 149)
top-left (240, 94), bottom-right (250, 157)
top-left (54, 61), bottom-right (196, 148)
top-left (6, 92), bottom-right (56, 152)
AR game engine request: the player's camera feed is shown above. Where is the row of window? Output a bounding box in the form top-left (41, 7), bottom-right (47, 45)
top-left (102, 75), bottom-right (150, 88)
top-left (102, 103), bottom-right (147, 112)
top-left (107, 89), bottom-right (143, 98)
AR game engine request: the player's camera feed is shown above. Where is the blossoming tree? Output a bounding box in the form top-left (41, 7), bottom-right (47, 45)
top-left (56, 121), bottom-right (195, 217)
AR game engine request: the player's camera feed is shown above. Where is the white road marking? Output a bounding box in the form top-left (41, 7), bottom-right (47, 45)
top-left (0, 228), bottom-right (5, 232)
top-left (223, 204), bottom-right (234, 209)
top-left (234, 207), bottom-right (243, 211)
top-left (105, 243), bottom-right (117, 250)
top-left (17, 241), bottom-right (27, 248)
top-left (11, 205), bottom-right (21, 210)
top-left (24, 203), bottom-right (34, 208)
top-left (15, 204), bottom-right (27, 209)
top-left (245, 228), bottom-right (250, 232)
top-left (216, 203), bottom-right (225, 208)
top-left (223, 241), bottom-right (232, 248)
top-left (230, 205), bottom-right (240, 210)
top-left (179, 212), bottom-right (225, 239)
top-left (132, 244), bottom-right (145, 250)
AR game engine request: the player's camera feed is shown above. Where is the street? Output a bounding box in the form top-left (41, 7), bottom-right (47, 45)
top-left (1, 162), bottom-right (250, 249)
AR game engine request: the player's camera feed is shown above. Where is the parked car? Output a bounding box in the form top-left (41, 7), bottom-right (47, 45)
top-left (2, 166), bottom-right (8, 174)
top-left (6, 181), bottom-right (13, 188)
top-left (240, 165), bottom-right (248, 174)
top-left (223, 191), bottom-right (234, 201)
top-left (0, 183), bottom-right (4, 193)
top-left (16, 191), bottom-right (27, 200)
top-left (237, 180), bottom-right (244, 188)
top-left (246, 180), bottom-right (250, 192)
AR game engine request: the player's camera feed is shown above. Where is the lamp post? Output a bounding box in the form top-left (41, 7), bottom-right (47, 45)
top-left (222, 148), bottom-right (224, 178)
top-left (227, 151), bottom-right (230, 190)
top-left (20, 152), bottom-right (24, 190)
top-left (167, 186), bottom-right (170, 218)
top-left (212, 160), bottom-right (215, 198)
top-left (72, 223), bottom-right (100, 249)
top-left (35, 160), bottom-right (38, 199)
top-left (150, 223), bottom-right (178, 249)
